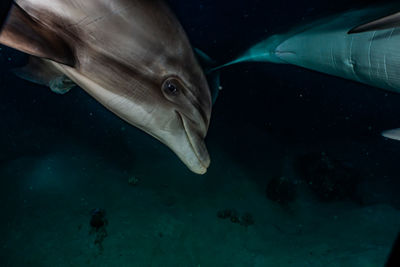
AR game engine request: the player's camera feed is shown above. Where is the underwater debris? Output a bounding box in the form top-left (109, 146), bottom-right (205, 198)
top-left (217, 209), bottom-right (236, 219)
top-left (265, 176), bottom-right (296, 205)
top-left (239, 212), bottom-right (255, 227)
top-left (89, 208), bottom-right (108, 252)
top-left (90, 208), bottom-right (107, 229)
top-left (217, 209), bottom-right (254, 227)
top-left (128, 176), bottom-right (140, 186)
top-left (295, 152), bottom-right (360, 202)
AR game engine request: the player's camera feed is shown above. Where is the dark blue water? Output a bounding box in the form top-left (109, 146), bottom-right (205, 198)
top-left (0, 1), bottom-right (399, 266)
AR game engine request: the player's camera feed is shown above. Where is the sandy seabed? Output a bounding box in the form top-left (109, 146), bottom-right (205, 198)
top-left (0, 129), bottom-right (399, 267)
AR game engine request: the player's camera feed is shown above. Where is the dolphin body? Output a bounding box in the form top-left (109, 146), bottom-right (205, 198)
top-left (217, 5), bottom-right (400, 94)
top-left (0, 0), bottom-right (212, 174)
top-left (215, 4), bottom-right (400, 140)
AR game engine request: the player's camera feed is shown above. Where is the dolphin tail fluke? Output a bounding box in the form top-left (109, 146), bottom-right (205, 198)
top-left (382, 128), bottom-right (400, 141)
top-left (348, 11), bottom-right (400, 34)
top-left (194, 48), bottom-right (222, 104)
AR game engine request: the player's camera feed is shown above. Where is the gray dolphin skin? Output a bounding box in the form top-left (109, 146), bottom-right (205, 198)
top-left (214, 5), bottom-right (400, 141)
top-left (217, 5), bottom-right (400, 95)
top-left (0, 0), bottom-right (212, 174)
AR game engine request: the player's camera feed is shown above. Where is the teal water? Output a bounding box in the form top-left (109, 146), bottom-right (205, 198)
top-left (1, 0), bottom-right (400, 266)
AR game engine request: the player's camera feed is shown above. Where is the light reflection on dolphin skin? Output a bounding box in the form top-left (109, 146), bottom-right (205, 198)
top-left (0, 0), bottom-right (212, 174)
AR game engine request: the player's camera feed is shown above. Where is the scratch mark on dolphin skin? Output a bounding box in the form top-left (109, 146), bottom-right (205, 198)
top-left (66, 15), bottom-right (89, 28)
top-left (384, 28), bottom-right (394, 89)
top-left (347, 35), bottom-right (360, 81)
top-left (85, 16), bottom-right (104, 27)
top-left (275, 51), bottom-right (296, 56)
top-left (367, 31), bottom-right (376, 81)
top-left (330, 46), bottom-right (336, 72)
top-left (389, 28), bottom-right (395, 39)
top-left (383, 54), bottom-right (389, 84)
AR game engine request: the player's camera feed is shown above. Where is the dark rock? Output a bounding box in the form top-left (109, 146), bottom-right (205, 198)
top-left (239, 212), bottom-right (255, 227)
top-left (90, 208), bottom-right (107, 230)
top-left (217, 209), bottom-right (254, 227)
top-left (217, 209), bottom-right (236, 219)
top-left (295, 152), bottom-right (360, 202)
top-left (230, 214), bottom-right (240, 223)
top-left (89, 208), bottom-right (108, 252)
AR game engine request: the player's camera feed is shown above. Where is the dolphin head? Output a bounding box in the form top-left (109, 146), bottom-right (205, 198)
top-left (104, 48), bottom-right (213, 174)
top-left (46, 0), bottom-right (213, 174)
top-left (2, 0), bottom-right (213, 174)
top-left (137, 66), bottom-right (212, 174)
top-left (99, 2), bottom-right (213, 174)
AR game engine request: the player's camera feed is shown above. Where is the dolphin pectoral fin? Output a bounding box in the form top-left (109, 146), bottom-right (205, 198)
top-left (194, 48), bottom-right (221, 104)
top-left (348, 12), bottom-right (400, 34)
top-left (382, 128), bottom-right (400, 141)
top-left (13, 57), bottom-right (76, 94)
top-left (48, 76), bottom-right (76, 95)
top-left (0, 4), bottom-right (75, 66)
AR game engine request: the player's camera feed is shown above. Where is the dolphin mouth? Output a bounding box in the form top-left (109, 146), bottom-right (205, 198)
top-left (176, 111), bottom-right (210, 173)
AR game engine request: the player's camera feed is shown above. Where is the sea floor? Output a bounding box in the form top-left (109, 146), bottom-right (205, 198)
top-left (0, 124), bottom-right (399, 267)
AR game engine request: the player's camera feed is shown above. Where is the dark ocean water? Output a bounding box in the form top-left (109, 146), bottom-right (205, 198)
top-left (0, 0), bottom-right (400, 266)
top-left (169, 0), bottom-right (400, 205)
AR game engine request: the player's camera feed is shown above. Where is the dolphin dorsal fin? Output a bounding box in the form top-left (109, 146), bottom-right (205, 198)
top-left (0, 4), bottom-right (75, 66)
top-left (348, 11), bottom-right (400, 34)
top-left (194, 48), bottom-right (221, 105)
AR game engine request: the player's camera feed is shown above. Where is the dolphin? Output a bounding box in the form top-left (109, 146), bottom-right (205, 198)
top-left (213, 4), bottom-right (400, 141)
top-left (215, 4), bottom-right (400, 93)
top-left (0, 0), bottom-right (212, 174)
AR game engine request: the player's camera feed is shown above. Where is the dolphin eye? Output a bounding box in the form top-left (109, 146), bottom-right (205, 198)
top-left (162, 78), bottom-right (181, 96)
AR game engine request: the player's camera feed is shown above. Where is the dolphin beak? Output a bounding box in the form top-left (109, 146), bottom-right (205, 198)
top-left (175, 111), bottom-right (210, 174)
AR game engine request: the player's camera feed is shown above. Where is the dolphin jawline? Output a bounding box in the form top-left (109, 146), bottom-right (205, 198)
top-left (176, 111), bottom-right (209, 172)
